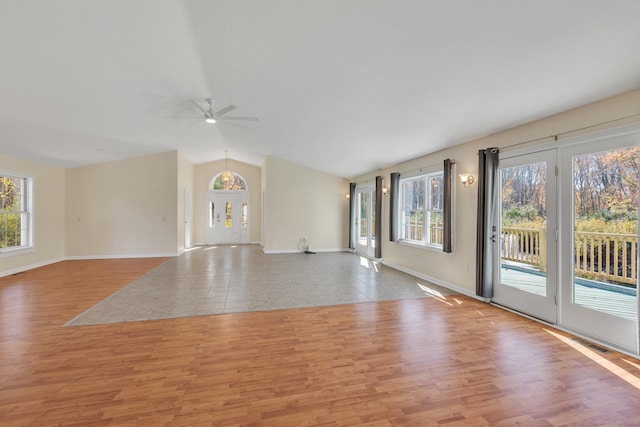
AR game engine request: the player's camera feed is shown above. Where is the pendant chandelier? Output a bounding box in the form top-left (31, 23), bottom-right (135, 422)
top-left (221, 150), bottom-right (232, 189)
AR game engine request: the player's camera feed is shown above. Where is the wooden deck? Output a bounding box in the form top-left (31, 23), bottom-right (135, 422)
top-left (501, 267), bottom-right (637, 320)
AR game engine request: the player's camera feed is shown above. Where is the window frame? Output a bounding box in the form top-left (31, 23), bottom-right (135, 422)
top-left (398, 169), bottom-right (444, 249)
top-left (0, 171), bottom-right (34, 257)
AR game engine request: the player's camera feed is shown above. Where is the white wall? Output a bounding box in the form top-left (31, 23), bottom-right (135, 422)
top-left (177, 152), bottom-right (194, 252)
top-left (355, 88), bottom-right (640, 296)
top-left (0, 154), bottom-right (65, 275)
top-left (263, 156), bottom-right (349, 253)
top-left (65, 151), bottom-right (179, 257)
top-left (192, 158), bottom-right (262, 245)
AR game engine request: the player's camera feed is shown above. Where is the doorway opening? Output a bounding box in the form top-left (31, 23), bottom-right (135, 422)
top-left (206, 171), bottom-right (250, 245)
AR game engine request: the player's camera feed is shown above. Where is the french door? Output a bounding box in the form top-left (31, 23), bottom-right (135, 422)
top-left (559, 135), bottom-right (638, 353)
top-left (356, 186), bottom-right (376, 257)
top-left (492, 127), bottom-right (639, 353)
top-left (492, 149), bottom-right (558, 323)
top-left (206, 191), bottom-right (250, 244)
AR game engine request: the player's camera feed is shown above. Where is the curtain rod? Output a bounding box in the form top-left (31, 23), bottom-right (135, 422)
top-left (502, 112), bottom-right (640, 151)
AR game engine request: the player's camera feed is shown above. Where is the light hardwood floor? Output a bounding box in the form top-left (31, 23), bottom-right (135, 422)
top-left (1, 253), bottom-right (640, 426)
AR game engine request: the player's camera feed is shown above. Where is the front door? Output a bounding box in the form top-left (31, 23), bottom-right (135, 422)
top-left (206, 191), bottom-right (249, 244)
top-left (492, 149), bottom-right (558, 323)
top-left (355, 187), bottom-right (376, 257)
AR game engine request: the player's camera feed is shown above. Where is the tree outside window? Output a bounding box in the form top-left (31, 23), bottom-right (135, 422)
top-left (400, 172), bottom-right (444, 247)
top-left (0, 175), bottom-right (30, 250)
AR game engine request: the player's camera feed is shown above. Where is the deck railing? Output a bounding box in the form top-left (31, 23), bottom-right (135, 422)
top-left (501, 227), bottom-right (547, 272)
top-left (359, 218), bottom-right (367, 239)
top-left (403, 221), bottom-right (443, 245)
top-left (575, 231), bottom-right (637, 285)
top-left (501, 227), bottom-right (638, 285)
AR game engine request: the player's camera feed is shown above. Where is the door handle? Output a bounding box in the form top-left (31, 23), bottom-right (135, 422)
top-left (490, 235), bottom-right (497, 242)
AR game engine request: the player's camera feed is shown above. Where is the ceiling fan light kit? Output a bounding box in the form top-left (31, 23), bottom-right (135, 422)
top-left (190, 97), bottom-right (258, 125)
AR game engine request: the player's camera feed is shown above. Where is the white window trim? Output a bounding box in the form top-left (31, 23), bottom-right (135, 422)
top-left (0, 171), bottom-right (34, 258)
top-left (398, 168), bottom-right (444, 249)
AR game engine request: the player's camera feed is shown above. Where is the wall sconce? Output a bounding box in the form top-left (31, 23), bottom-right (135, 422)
top-left (459, 174), bottom-right (475, 188)
top-left (382, 187), bottom-right (389, 196)
top-left (345, 193), bottom-right (350, 199)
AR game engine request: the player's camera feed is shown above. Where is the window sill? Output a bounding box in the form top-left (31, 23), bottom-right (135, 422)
top-left (0, 246), bottom-right (34, 258)
top-left (397, 240), bottom-right (443, 253)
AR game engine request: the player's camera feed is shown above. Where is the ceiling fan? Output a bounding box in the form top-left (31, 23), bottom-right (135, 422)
top-left (190, 98), bottom-right (258, 124)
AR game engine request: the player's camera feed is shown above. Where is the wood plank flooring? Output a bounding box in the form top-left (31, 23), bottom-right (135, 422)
top-left (2, 257), bottom-right (640, 426)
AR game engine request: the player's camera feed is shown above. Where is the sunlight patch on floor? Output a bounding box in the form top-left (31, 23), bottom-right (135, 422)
top-left (545, 328), bottom-right (640, 391)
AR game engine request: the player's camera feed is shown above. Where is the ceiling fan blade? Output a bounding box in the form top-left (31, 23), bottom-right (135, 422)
top-left (214, 105), bottom-right (237, 116)
top-left (189, 99), bottom-right (208, 115)
top-left (220, 116), bottom-right (259, 121)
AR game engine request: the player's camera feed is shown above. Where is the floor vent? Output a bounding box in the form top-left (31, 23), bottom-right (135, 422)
top-left (572, 338), bottom-right (611, 353)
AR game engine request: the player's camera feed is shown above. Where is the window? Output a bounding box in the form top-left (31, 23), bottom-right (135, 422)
top-left (0, 173), bottom-right (32, 253)
top-left (399, 172), bottom-right (443, 247)
top-left (211, 172), bottom-right (247, 190)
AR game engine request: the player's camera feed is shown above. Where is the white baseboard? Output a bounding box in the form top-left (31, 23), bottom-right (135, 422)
top-left (0, 257), bottom-right (66, 278)
top-left (65, 252), bottom-right (178, 260)
top-left (382, 260), bottom-right (486, 301)
top-left (263, 248), bottom-right (349, 254)
top-left (190, 242), bottom-right (261, 248)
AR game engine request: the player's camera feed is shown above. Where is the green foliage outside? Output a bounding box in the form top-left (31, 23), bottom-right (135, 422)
top-left (212, 172), bottom-right (247, 190)
top-left (503, 205), bottom-right (637, 234)
top-left (0, 177), bottom-right (24, 248)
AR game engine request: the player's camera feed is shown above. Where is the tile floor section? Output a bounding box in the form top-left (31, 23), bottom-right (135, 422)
top-left (66, 245), bottom-right (455, 326)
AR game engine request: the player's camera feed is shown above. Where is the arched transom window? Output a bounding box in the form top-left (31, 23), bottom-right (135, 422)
top-left (210, 171), bottom-right (248, 191)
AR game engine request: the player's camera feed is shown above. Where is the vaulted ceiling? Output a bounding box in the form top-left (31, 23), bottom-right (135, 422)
top-left (1, 1), bottom-right (639, 178)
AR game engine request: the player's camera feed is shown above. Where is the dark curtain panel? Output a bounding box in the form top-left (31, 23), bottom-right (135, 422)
top-left (475, 148), bottom-right (500, 298)
top-left (349, 183), bottom-right (356, 249)
top-left (389, 172), bottom-right (400, 242)
top-left (375, 176), bottom-right (383, 259)
top-left (442, 159), bottom-right (453, 253)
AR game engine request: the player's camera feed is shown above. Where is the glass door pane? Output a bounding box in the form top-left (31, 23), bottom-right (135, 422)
top-left (500, 161), bottom-right (548, 296)
top-left (559, 132), bottom-right (638, 353)
top-left (572, 147), bottom-right (638, 321)
top-left (358, 191), bottom-right (369, 248)
top-left (225, 201), bottom-right (232, 228)
top-left (371, 190), bottom-right (376, 249)
top-left (492, 149), bottom-right (557, 324)
top-left (355, 188), bottom-right (376, 257)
